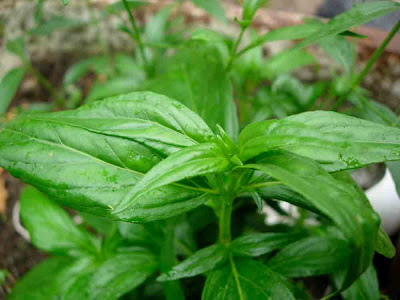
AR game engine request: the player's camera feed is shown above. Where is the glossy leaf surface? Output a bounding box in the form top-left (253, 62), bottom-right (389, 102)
top-left (242, 151), bottom-right (380, 288)
top-left (230, 232), bottom-right (305, 257)
top-left (158, 244), bottom-right (227, 281)
top-left (268, 236), bottom-right (350, 277)
top-left (0, 92), bottom-right (215, 221)
top-left (240, 111), bottom-right (400, 172)
top-left (202, 257), bottom-right (296, 300)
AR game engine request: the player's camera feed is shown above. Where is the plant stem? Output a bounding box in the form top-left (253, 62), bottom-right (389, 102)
top-left (333, 19), bottom-right (400, 111)
top-left (121, 0), bottom-right (149, 72)
top-left (27, 63), bottom-right (59, 102)
top-left (160, 220), bottom-right (185, 300)
top-left (353, 19), bottom-right (400, 88)
top-left (226, 27), bottom-right (246, 71)
top-left (218, 194), bottom-right (234, 244)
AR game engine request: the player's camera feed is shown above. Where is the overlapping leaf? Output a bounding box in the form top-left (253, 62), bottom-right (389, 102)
top-left (202, 257), bottom-right (296, 300)
top-left (158, 244), bottom-right (227, 281)
top-left (0, 92), bottom-right (217, 221)
top-left (242, 151), bottom-right (380, 288)
top-left (20, 186), bottom-right (99, 256)
top-left (144, 40), bottom-right (238, 138)
top-left (240, 111), bottom-right (400, 172)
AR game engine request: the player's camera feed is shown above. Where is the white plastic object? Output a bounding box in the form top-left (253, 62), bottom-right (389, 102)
top-left (366, 168), bottom-right (400, 235)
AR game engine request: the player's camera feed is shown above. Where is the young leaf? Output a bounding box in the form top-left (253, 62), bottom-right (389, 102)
top-left (239, 111), bottom-right (400, 172)
top-left (0, 92), bottom-right (216, 221)
top-left (60, 0), bottom-right (69, 5)
top-left (260, 49), bottom-right (315, 80)
top-left (5, 37), bottom-right (26, 59)
top-left (20, 186), bottom-right (99, 256)
top-left (87, 251), bottom-right (158, 300)
top-left (158, 244), bottom-right (227, 281)
top-left (230, 232), bottom-right (305, 257)
top-left (242, 151), bottom-right (380, 289)
top-left (114, 143), bottom-right (231, 214)
top-left (376, 228), bottom-right (396, 258)
top-left (242, 0), bottom-right (267, 23)
top-left (191, 0), bottom-right (227, 22)
top-left (144, 40), bottom-right (238, 139)
top-left (202, 257), bottom-right (296, 300)
top-left (63, 56), bottom-right (112, 86)
top-left (296, 1), bottom-right (400, 49)
top-left (28, 16), bottom-right (86, 35)
top-left (267, 236), bottom-right (350, 278)
top-left (144, 6), bottom-right (173, 46)
top-left (0, 67), bottom-right (26, 114)
top-left (85, 77), bottom-right (142, 103)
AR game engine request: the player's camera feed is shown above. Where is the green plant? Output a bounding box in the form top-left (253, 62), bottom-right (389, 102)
top-left (2, 0), bottom-right (400, 299)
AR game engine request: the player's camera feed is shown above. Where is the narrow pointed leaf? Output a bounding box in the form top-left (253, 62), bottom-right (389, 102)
top-left (202, 257), bottom-right (296, 300)
top-left (191, 0), bottom-right (226, 22)
top-left (230, 232), bottom-right (305, 257)
top-left (240, 111), bottom-right (400, 172)
top-left (242, 151), bottom-right (380, 288)
top-left (158, 244), bottom-right (227, 281)
top-left (268, 236), bottom-right (350, 277)
top-left (0, 67), bottom-right (25, 114)
top-left (88, 251), bottom-right (157, 300)
top-left (115, 143), bottom-right (231, 213)
top-left (242, 0), bottom-right (267, 22)
top-left (20, 186), bottom-right (99, 255)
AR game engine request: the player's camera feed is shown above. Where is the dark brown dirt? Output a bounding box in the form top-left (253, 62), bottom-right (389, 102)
top-left (0, 174), bottom-right (45, 297)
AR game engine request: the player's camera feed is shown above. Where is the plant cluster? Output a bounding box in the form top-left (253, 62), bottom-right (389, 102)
top-left (1, 0), bottom-right (400, 299)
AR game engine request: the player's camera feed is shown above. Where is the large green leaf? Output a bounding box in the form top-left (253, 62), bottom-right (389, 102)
top-left (267, 236), bottom-right (350, 277)
top-left (202, 257), bottom-right (296, 300)
top-left (115, 143), bottom-right (232, 213)
top-left (230, 231), bottom-right (305, 257)
top-left (158, 244), bottom-right (227, 281)
top-left (0, 67), bottom-right (25, 114)
top-left (0, 92), bottom-right (216, 221)
top-left (144, 40), bottom-right (238, 139)
top-left (242, 151), bottom-right (380, 288)
top-left (87, 251), bottom-right (158, 300)
top-left (20, 186), bottom-right (99, 256)
top-left (239, 111), bottom-right (400, 172)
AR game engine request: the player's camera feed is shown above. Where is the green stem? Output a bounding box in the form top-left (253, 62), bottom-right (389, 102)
top-left (27, 63), bottom-right (59, 101)
top-left (226, 27), bottom-right (246, 71)
top-left (333, 19), bottom-right (400, 111)
top-left (121, 0), bottom-right (149, 72)
top-left (160, 220), bottom-right (185, 300)
top-left (219, 194), bottom-right (234, 244)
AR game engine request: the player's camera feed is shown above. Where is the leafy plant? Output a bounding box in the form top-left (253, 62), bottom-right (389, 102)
top-left (2, 0), bottom-right (400, 299)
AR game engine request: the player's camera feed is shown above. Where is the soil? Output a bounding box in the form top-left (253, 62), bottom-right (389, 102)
top-left (0, 174), bottom-right (45, 298)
